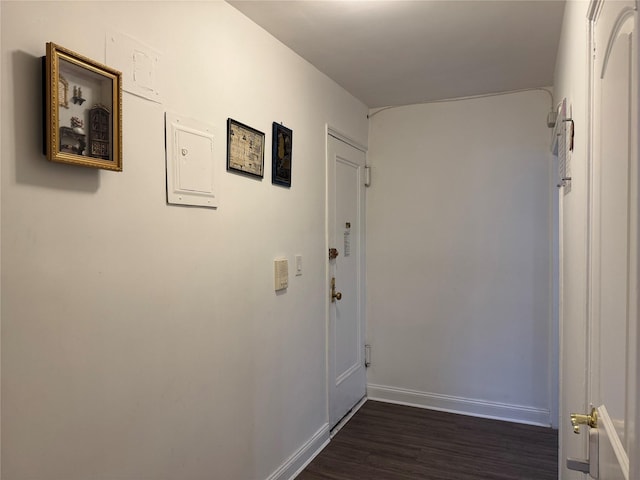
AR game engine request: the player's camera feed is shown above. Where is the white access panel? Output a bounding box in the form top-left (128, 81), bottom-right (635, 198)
top-left (165, 113), bottom-right (218, 208)
top-left (106, 30), bottom-right (162, 103)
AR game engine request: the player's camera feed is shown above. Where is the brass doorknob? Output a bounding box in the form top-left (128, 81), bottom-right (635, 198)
top-left (331, 277), bottom-right (342, 302)
top-left (570, 408), bottom-right (597, 434)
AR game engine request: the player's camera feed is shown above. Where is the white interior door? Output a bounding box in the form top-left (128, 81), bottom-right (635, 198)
top-left (579, 1), bottom-right (638, 479)
top-left (327, 133), bottom-right (366, 429)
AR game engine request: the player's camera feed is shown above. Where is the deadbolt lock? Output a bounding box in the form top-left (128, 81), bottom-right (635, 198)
top-left (570, 407), bottom-right (598, 434)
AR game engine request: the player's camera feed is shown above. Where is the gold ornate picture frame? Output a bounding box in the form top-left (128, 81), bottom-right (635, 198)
top-left (45, 42), bottom-right (123, 171)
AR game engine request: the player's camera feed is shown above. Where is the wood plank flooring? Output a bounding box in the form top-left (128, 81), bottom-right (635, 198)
top-left (297, 401), bottom-right (558, 480)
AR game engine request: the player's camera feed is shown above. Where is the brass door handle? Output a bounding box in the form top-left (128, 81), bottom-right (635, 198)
top-left (331, 277), bottom-right (342, 302)
top-left (570, 407), bottom-right (598, 434)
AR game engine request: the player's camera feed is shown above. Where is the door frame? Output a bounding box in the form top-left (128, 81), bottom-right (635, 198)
top-left (585, 1), bottom-right (639, 478)
top-left (325, 125), bottom-right (368, 430)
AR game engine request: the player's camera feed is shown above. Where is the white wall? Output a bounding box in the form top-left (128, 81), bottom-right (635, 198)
top-left (0, 4), bottom-right (3, 476)
top-left (0, 2), bottom-right (368, 479)
top-left (553, 1), bottom-right (592, 478)
top-left (366, 90), bottom-right (555, 426)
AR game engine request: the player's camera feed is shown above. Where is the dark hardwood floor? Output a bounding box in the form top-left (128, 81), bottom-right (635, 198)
top-left (297, 401), bottom-right (558, 480)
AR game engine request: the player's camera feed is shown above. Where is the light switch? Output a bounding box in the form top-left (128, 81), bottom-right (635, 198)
top-left (295, 254), bottom-right (302, 276)
top-left (274, 259), bottom-right (288, 291)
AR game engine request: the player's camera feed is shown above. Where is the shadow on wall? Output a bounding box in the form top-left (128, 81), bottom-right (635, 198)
top-left (12, 50), bottom-right (99, 193)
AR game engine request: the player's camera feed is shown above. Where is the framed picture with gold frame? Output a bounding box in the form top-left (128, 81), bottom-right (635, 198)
top-left (44, 42), bottom-right (123, 171)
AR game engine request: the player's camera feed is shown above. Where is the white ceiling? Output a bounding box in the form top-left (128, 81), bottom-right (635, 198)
top-left (228, 0), bottom-right (566, 108)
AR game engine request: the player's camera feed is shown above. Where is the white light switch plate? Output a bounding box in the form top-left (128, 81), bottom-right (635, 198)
top-left (295, 254), bottom-right (302, 276)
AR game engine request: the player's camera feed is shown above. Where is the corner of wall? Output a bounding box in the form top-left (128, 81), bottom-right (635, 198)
top-left (265, 424), bottom-right (329, 480)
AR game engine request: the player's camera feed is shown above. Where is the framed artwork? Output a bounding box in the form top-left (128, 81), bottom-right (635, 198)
top-left (227, 118), bottom-right (264, 178)
top-left (272, 122), bottom-right (292, 187)
top-left (44, 42), bottom-right (123, 171)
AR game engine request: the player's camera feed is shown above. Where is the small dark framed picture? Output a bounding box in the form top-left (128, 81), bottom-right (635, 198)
top-left (272, 122), bottom-right (292, 187)
top-left (44, 42), bottom-right (123, 171)
top-left (227, 118), bottom-right (265, 179)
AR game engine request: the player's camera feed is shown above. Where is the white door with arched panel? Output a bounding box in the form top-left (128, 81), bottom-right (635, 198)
top-left (569, 2), bottom-right (639, 479)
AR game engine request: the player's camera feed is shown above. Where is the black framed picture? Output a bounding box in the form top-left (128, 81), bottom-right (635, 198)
top-left (227, 118), bottom-right (265, 178)
top-left (272, 122), bottom-right (292, 187)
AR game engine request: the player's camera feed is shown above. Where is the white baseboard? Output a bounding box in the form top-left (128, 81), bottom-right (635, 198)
top-left (367, 383), bottom-right (551, 427)
top-left (266, 423), bottom-right (330, 480)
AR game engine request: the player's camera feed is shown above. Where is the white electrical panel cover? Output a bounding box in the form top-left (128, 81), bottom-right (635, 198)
top-left (165, 113), bottom-right (218, 208)
top-left (274, 258), bottom-right (288, 291)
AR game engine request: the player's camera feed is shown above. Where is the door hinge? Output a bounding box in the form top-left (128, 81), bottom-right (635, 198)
top-left (364, 166), bottom-right (371, 187)
top-left (365, 344), bottom-right (371, 367)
